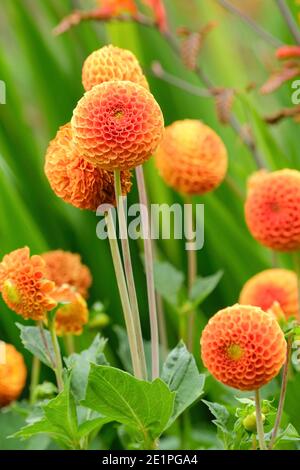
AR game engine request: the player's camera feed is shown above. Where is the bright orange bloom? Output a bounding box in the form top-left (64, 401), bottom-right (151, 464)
top-left (71, 80), bottom-right (164, 170)
top-left (245, 169), bottom-right (300, 251)
top-left (276, 45), bottom-right (300, 59)
top-left (52, 286), bottom-right (89, 336)
top-left (82, 45), bottom-right (149, 92)
top-left (239, 269), bottom-right (299, 321)
top-left (44, 124), bottom-right (132, 211)
top-left (0, 343), bottom-right (27, 407)
top-left (0, 247), bottom-right (57, 321)
top-left (155, 120), bottom-right (228, 195)
top-left (42, 249), bottom-right (92, 299)
top-left (200, 304), bottom-right (286, 391)
top-left (97, 0), bottom-right (137, 15)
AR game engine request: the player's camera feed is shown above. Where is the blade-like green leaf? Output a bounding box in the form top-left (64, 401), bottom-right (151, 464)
top-left (153, 260), bottom-right (185, 306)
top-left (16, 323), bottom-right (55, 368)
top-left (189, 271), bottom-right (223, 308)
top-left (162, 341), bottom-right (205, 425)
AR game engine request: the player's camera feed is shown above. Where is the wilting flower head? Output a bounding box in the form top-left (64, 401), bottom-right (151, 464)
top-left (0, 343), bottom-right (27, 407)
top-left (239, 269), bottom-right (298, 321)
top-left (52, 286), bottom-right (89, 336)
top-left (0, 247), bottom-right (57, 321)
top-left (42, 249), bottom-right (92, 299)
top-left (155, 119), bottom-right (228, 195)
top-left (82, 45), bottom-right (149, 92)
top-left (71, 80), bottom-right (164, 170)
top-left (245, 169), bottom-right (300, 251)
top-left (45, 124), bottom-right (132, 211)
top-left (200, 304), bottom-right (286, 391)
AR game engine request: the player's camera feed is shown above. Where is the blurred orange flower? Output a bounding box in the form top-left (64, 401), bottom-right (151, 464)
top-left (82, 45), bottom-right (148, 92)
top-left (239, 269), bottom-right (299, 321)
top-left (52, 286), bottom-right (89, 336)
top-left (245, 169), bottom-right (300, 251)
top-left (44, 123), bottom-right (132, 211)
top-left (0, 343), bottom-right (27, 407)
top-left (97, 0), bottom-right (137, 15)
top-left (155, 119), bottom-right (228, 195)
top-left (42, 249), bottom-right (92, 299)
top-left (201, 304), bottom-right (286, 391)
top-left (72, 80), bottom-right (164, 170)
top-left (0, 247), bottom-right (57, 321)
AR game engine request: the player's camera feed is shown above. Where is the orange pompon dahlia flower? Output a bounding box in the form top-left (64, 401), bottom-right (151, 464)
top-left (245, 169), bottom-right (300, 251)
top-left (52, 286), bottom-right (89, 336)
top-left (82, 45), bottom-right (149, 92)
top-left (45, 124), bottom-right (132, 211)
top-left (42, 249), bottom-right (92, 299)
top-left (200, 304), bottom-right (286, 391)
top-left (97, 0), bottom-right (137, 16)
top-left (239, 269), bottom-right (298, 321)
top-left (71, 80), bottom-right (164, 171)
top-left (0, 247), bottom-right (57, 321)
top-left (0, 343), bottom-right (27, 407)
top-left (155, 119), bottom-right (228, 195)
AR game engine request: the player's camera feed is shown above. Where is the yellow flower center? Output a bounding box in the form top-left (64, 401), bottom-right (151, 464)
top-left (3, 280), bottom-right (21, 305)
top-left (227, 343), bottom-right (244, 361)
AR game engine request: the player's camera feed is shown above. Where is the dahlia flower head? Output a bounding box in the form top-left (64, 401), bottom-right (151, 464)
top-left (82, 45), bottom-right (149, 92)
top-left (239, 269), bottom-right (299, 321)
top-left (52, 286), bottom-right (89, 336)
top-left (42, 249), bottom-right (92, 299)
top-left (0, 247), bottom-right (57, 321)
top-left (201, 304), bottom-right (286, 391)
top-left (245, 169), bottom-right (300, 251)
top-left (45, 123), bottom-right (132, 211)
top-left (155, 119), bottom-right (228, 195)
top-left (71, 80), bottom-right (164, 170)
top-left (0, 343), bottom-right (27, 407)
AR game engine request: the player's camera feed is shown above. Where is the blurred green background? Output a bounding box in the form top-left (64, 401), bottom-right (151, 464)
top-left (0, 0), bottom-right (300, 440)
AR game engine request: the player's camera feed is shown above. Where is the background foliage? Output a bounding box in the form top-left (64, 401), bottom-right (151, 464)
top-left (0, 0), bottom-right (299, 449)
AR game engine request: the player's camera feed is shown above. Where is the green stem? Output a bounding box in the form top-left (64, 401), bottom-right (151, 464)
top-left (135, 165), bottom-right (160, 379)
top-left (48, 312), bottom-right (64, 392)
top-left (64, 334), bottom-right (75, 356)
top-left (269, 335), bottom-right (293, 449)
top-left (29, 354), bottom-right (41, 404)
top-left (114, 170), bottom-right (147, 380)
top-left (185, 195), bottom-right (197, 352)
top-left (254, 389), bottom-right (266, 450)
top-left (105, 210), bottom-right (144, 379)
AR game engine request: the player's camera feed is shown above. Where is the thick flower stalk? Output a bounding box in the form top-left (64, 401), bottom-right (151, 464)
top-left (44, 123), bottom-right (132, 211)
top-left (0, 343), bottom-right (27, 407)
top-left (239, 269), bottom-right (299, 321)
top-left (71, 80), bottom-right (164, 170)
top-left (201, 304), bottom-right (287, 391)
top-left (0, 247), bottom-right (57, 321)
top-left (82, 45), bottom-right (149, 92)
top-left (155, 119), bottom-right (228, 195)
top-left (245, 169), bottom-right (300, 251)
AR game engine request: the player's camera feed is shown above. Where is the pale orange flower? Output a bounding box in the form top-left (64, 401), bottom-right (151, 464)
top-left (0, 343), bottom-right (27, 407)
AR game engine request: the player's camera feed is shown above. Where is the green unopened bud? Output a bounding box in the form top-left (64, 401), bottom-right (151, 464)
top-left (89, 313), bottom-right (110, 330)
top-left (33, 381), bottom-right (58, 401)
top-left (243, 411), bottom-right (265, 433)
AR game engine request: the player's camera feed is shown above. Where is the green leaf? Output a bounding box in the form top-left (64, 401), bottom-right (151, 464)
top-left (189, 271), bottom-right (223, 307)
top-left (273, 424), bottom-right (300, 448)
top-left (161, 341), bottom-right (205, 425)
top-left (12, 379), bottom-right (79, 449)
top-left (153, 260), bottom-right (185, 306)
top-left (82, 365), bottom-right (175, 447)
top-left (64, 334), bottom-right (108, 402)
top-left (16, 323), bottom-right (55, 368)
top-left (202, 400), bottom-right (230, 434)
top-left (77, 416), bottom-right (111, 439)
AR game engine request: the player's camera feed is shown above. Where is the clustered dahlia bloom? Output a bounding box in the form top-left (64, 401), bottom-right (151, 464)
top-left (155, 119), bottom-right (228, 195)
top-left (42, 249), bottom-right (92, 299)
top-left (0, 247), bottom-right (57, 321)
top-left (82, 45), bottom-right (149, 92)
top-left (201, 305), bottom-right (286, 391)
top-left (0, 343), bottom-right (27, 407)
top-left (71, 80), bottom-right (164, 171)
top-left (239, 268), bottom-right (299, 321)
top-left (45, 124), bottom-right (132, 211)
top-left (245, 169), bottom-right (300, 251)
top-left (52, 286), bottom-right (89, 336)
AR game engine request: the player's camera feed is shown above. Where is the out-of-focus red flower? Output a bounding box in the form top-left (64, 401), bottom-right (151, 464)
top-left (0, 247), bottom-right (57, 321)
top-left (97, 0), bottom-right (137, 16)
top-left (276, 45), bottom-right (300, 60)
top-left (143, 0), bottom-right (168, 32)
